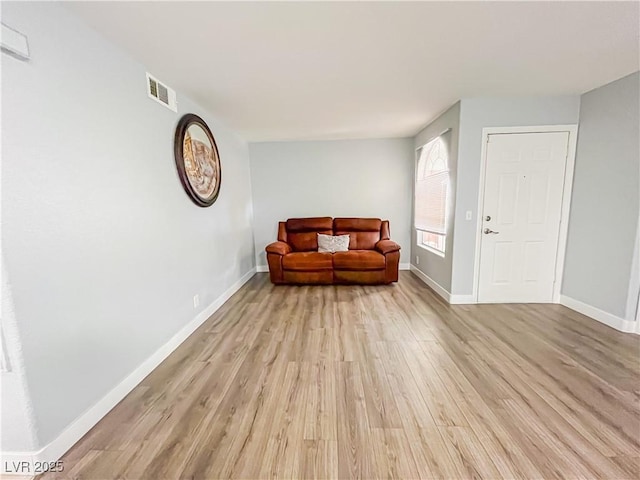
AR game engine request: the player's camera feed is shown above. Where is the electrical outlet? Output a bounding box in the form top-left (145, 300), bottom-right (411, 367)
top-left (466, 211), bottom-right (473, 221)
top-left (416, 256), bottom-right (420, 265)
top-left (193, 294), bottom-right (200, 309)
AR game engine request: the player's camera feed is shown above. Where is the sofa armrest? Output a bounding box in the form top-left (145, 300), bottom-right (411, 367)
top-left (266, 241), bottom-right (292, 256)
top-left (375, 239), bottom-right (401, 255)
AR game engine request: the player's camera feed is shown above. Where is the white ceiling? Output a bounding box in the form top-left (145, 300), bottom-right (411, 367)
top-left (66, 1), bottom-right (639, 142)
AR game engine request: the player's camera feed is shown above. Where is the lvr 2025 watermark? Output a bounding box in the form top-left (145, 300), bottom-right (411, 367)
top-left (4, 460), bottom-right (64, 474)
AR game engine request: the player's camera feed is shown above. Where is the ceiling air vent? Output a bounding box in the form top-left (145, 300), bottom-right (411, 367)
top-left (146, 72), bottom-right (177, 112)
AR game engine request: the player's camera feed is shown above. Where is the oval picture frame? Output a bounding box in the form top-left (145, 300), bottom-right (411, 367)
top-left (174, 114), bottom-right (222, 207)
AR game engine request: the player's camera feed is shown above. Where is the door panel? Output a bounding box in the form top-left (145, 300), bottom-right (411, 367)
top-left (527, 173), bottom-right (549, 224)
top-left (492, 242), bottom-right (513, 284)
top-left (523, 241), bottom-right (543, 282)
top-left (478, 132), bottom-right (569, 303)
top-left (497, 174), bottom-right (518, 224)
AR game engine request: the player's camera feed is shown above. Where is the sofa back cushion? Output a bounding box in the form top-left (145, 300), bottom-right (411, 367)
top-left (286, 217), bottom-right (333, 252)
top-left (333, 218), bottom-right (382, 250)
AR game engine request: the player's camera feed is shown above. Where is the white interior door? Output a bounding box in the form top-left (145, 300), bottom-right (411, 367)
top-left (478, 132), bottom-right (569, 303)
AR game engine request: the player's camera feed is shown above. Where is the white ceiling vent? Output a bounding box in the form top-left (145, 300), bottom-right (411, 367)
top-left (146, 72), bottom-right (177, 112)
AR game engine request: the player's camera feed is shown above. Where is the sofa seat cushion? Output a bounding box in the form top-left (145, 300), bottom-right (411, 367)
top-left (282, 252), bottom-right (334, 271)
top-left (333, 250), bottom-right (385, 271)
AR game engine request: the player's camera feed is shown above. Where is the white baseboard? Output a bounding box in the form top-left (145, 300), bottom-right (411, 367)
top-left (409, 265), bottom-right (451, 302)
top-left (560, 295), bottom-right (639, 334)
top-left (399, 263), bottom-right (410, 271)
top-left (1, 267), bottom-right (258, 474)
top-left (409, 268), bottom-right (637, 330)
top-left (449, 294), bottom-right (476, 304)
top-left (409, 265), bottom-right (476, 305)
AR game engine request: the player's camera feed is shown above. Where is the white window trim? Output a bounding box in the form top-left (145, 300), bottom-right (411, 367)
top-left (417, 241), bottom-right (446, 258)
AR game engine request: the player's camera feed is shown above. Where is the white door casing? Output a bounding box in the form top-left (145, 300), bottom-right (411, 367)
top-left (477, 131), bottom-right (570, 303)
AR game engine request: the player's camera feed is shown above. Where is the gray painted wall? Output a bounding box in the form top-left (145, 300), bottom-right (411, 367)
top-left (452, 96), bottom-right (581, 295)
top-left (249, 138), bottom-right (413, 267)
top-left (2, 1), bottom-right (255, 448)
top-left (562, 72), bottom-right (640, 318)
top-left (412, 102), bottom-right (461, 292)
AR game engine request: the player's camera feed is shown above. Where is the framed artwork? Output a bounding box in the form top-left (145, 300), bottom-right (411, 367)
top-left (174, 114), bottom-right (221, 207)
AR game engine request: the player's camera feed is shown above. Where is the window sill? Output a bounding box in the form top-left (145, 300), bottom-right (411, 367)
top-left (417, 243), bottom-right (446, 258)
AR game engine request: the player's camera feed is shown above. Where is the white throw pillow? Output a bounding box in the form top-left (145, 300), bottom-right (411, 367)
top-left (317, 234), bottom-right (350, 253)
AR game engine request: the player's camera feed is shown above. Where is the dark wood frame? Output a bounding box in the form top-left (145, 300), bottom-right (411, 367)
top-left (174, 114), bottom-right (222, 207)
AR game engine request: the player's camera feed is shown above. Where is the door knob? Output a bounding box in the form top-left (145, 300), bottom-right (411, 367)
top-left (484, 228), bottom-right (499, 234)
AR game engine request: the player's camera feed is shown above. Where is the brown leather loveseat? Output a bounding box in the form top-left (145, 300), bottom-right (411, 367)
top-left (265, 217), bottom-right (401, 285)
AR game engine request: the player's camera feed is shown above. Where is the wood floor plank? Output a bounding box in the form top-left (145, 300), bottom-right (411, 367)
top-left (37, 272), bottom-right (640, 480)
top-left (398, 341), bottom-right (470, 427)
top-left (352, 329), bottom-right (403, 429)
top-left (370, 428), bottom-right (421, 479)
top-left (402, 425), bottom-right (465, 480)
top-left (418, 341), bottom-right (545, 479)
top-left (501, 398), bottom-right (609, 479)
top-left (299, 439), bottom-right (338, 480)
top-left (225, 359), bottom-right (290, 479)
top-left (612, 455), bottom-right (640, 479)
top-left (335, 361), bottom-right (375, 480)
top-left (437, 426), bottom-right (503, 479)
top-left (376, 341), bottom-right (438, 430)
top-left (467, 337), bottom-right (630, 458)
top-left (467, 306), bottom-right (640, 456)
top-left (303, 361), bottom-right (337, 441)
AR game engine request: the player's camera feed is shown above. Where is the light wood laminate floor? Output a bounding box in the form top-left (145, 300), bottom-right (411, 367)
top-left (40, 272), bottom-right (640, 479)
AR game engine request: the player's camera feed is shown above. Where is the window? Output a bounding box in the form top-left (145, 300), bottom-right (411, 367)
top-left (415, 135), bottom-right (449, 254)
